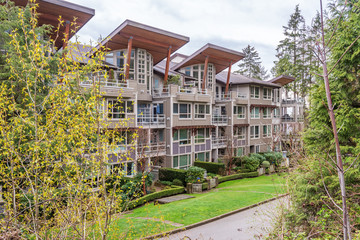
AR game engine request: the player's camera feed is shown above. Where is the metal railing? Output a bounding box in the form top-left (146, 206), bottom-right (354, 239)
top-left (178, 88), bottom-right (192, 94)
top-left (215, 92), bottom-right (231, 101)
top-left (153, 86), bottom-right (170, 98)
top-left (80, 75), bottom-right (128, 88)
top-left (212, 136), bottom-right (227, 147)
top-left (198, 89), bottom-right (208, 95)
top-left (212, 115), bottom-right (228, 124)
top-left (137, 142), bottom-right (166, 154)
top-left (137, 114), bottom-right (165, 126)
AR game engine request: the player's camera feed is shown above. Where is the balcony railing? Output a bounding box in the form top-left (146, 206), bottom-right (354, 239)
top-left (178, 88), bottom-right (192, 94)
top-left (137, 142), bottom-right (166, 154)
top-left (198, 89), bottom-right (208, 95)
top-left (212, 136), bottom-right (227, 147)
top-left (212, 115), bottom-right (228, 125)
top-left (80, 73), bottom-right (129, 88)
top-left (237, 92), bottom-right (247, 99)
top-left (215, 92), bottom-right (231, 101)
top-left (137, 114), bottom-right (165, 126)
top-left (153, 86), bottom-right (170, 98)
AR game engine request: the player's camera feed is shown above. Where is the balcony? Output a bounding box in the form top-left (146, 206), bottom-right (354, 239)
top-left (215, 92), bottom-right (231, 102)
top-left (80, 73), bottom-right (129, 88)
top-left (137, 142), bottom-right (166, 156)
top-left (212, 115), bottom-right (228, 125)
top-left (137, 114), bottom-right (165, 127)
top-left (153, 86), bottom-right (170, 98)
top-left (212, 136), bottom-right (227, 148)
top-left (176, 86), bottom-right (211, 102)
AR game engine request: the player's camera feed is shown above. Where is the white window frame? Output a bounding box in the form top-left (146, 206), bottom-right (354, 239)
top-left (195, 104), bottom-right (210, 119)
top-left (255, 145), bottom-right (260, 153)
top-left (273, 108), bottom-right (280, 118)
top-left (234, 126), bottom-right (246, 139)
top-left (107, 99), bottom-right (134, 119)
top-left (173, 103), bottom-right (192, 119)
top-left (234, 105), bottom-right (245, 119)
top-left (173, 129), bottom-right (191, 145)
top-left (263, 107), bottom-right (271, 119)
top-left (250, 86), bottom-right (260, 99)
top-left (173, 154), bottom-right (191, 169)
top-left (250, 125), bottom-right (260, 139)
top-left (263, 88), bottom-right (272, 100)
top-left (109, 161), bottom-right (135, 177)
top-left (195, 128), bottom-right (210, 144)
top-left (250, 107), bottom-right (260, 119)
top-left (195, 151), bottom-right (210, 162)
top-left (263, 125), bottom-right (272, 138)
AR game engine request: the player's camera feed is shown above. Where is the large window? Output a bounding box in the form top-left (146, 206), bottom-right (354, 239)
top-left (173, 103), bottom-right (191, 118)
top-left (263, 125), bottom-right (271, 138)
top-left (109, 131), bottom-right (134, 152)
top-left (195, 152), bottom-right (210, 162)
top-left (263, 88), bottom-right (272, 100)
top-left (236, 147), bottom-right (244, 156)
top-left (173, 154), bottom-right (191, 169)
top-left (250, 86), bottom-right (260, 99)
top-left (273, 108), bottom-right (280, 118)
top-left (234, 127), bottom-right (246, 139)
top-left (182, 63), bottom-right (215, 90)
top-left (195, 128), bottom-right (210, 144)
top-left (173, 129), bottom-right (191, 145)
top-left (272, 89), bottom-right (280, 102)
top-left (250, 125), bottom-right (260, 139)
top-left (233, 105), bottom-right (246, 119)
top-left (263, 107), bottom-right (271, 119)
top-left (195, 104), bottom-right (210, 118)
top-left (109, 162), bottom-right (135, 177)
top-left (273, 124), bottom-right (280, 134)
top-left (250, 107), bottom-right (260, 119)
top-left (108, 100), bottom-right (134, 119)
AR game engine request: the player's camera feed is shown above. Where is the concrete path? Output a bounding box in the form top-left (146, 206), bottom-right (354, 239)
top-left (159, 197), bottom-right (288, 240)
top-left (157, 194), bottom-right (195, 204)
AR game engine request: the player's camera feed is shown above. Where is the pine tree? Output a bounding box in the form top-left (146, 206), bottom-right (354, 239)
top-left (235, 45), bottom-right (269, 80)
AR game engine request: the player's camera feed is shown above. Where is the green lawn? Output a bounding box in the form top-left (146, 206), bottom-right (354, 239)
top-left (106, 174), bottom-right (287, 239)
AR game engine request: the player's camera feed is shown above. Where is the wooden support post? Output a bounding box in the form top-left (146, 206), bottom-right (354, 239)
top-left (225, 61), bottom-right (232, 96)
top-left (164, 46), bottom-right (172, 85)
top-left (125, 37), bottom-right (133, 80)
top-left (63, 20), bottom-right (70, 49)
top-left (202, 56), bottom-right (209, 91)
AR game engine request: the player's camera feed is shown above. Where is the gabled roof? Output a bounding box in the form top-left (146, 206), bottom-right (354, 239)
top-left (93, 19), bottom-right (190, 64)
top-left (268, 75), bottom-right (295, 86)
top-left (173, 43), bottom-right (245, 74)
top-left (216, 71), bottom-right (281, 88)
top-left (12, 0), bottom-right (95, 50)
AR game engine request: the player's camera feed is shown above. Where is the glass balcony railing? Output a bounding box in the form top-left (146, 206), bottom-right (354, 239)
top-left (212, 115), bottom-right (228, 125)
top-left (137, 114), bottom-right (165, 126)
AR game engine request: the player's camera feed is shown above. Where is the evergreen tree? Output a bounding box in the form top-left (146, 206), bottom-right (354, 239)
top-left (235, 45), bottom-right (269, 80)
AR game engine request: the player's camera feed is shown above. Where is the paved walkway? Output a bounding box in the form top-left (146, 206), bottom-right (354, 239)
top-left (157, 194), bottom-right (195, 204)
top-left (159, 197), bottom-right (289, 240)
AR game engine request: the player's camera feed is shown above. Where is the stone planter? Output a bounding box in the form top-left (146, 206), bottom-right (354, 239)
top-left (209, 178), bottom-right (216, 189)
top-left (257, 167), bottom-right (265, 176)
top-left (269, 164), bottom-right (275, 173)
top-left (192, 183), bottom-right (203, 193)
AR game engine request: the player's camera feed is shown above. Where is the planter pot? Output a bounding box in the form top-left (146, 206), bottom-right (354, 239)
top-left (192, 183), bottom-right (203, 193)
top-left (269, 164), bottom-right (275, 173)
top-left (257, 167), bottom-right (265, 176)
top-left (209, 178), bottom-right (216, 188)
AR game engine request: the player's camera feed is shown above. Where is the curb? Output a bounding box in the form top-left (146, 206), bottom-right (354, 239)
top-left (140, 193), bottom-right (289, 240)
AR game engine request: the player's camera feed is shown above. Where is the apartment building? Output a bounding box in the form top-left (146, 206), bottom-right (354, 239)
top-left (9, 0), bottom-right (303, 175)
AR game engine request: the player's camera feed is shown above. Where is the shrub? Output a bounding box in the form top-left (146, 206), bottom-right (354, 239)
top-left (159, 168), bottom-right (187, 185)
top-left (202, 182), bottom-right (209, 190)
top-left (207, 172), bottom-right (217, 178)
top-left (273, 152), bottom-right (284, 166)
top-left (194, 161), bottom-right (225, 174)
top-left (160, 181), bottom-right (172, 186)
top-left (218, 172), bottom-right (259, 183)
top-left (233, 156), bottom-right (243, 167)
top-left (250, 153), bottom-right (266, 164)
top-left (244, 156), bottom-right (260, 171)
top-left (236, 168), bottom-right (251, 173)
top-left (262, 160), bottom-right (271, 169)
top-left (126, 186), bottom-right (185, 210)
top-left (172, 179), bottom-right (183, 187)
top-left (185, 166), bottom-right (206, 183)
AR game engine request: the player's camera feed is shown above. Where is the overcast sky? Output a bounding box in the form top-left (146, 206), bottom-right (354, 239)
top-left (70, 0), bottom-right (329, 76)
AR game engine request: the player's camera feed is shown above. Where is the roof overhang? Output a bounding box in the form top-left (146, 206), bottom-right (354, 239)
top-left (268, 75), bottom-right (295, 86)
top-left (12, 0), bottom-right (95, 50)
top-left (93, 20), bottom-right (190, 64)
top-left (173, 43), bottom-right (245, 74)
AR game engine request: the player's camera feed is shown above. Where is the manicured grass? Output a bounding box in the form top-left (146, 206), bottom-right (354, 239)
top-left (107, 174), bottom-right (287, 239)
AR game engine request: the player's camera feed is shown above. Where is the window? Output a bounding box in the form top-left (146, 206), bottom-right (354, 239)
top-left (207, 64), bottom-right (214, 90)
top-left (272, 89), bottom-right (280, 102)
top-left (250, 86), bottom-right (260, 99)
top-left (195, 104), bottom-right (210, 118)
top-left (107, 100), bottom-right (133, 119)
top-left (255, 145), bottom-right (260, 153)
top-left (109, 131), bottom-right (134, 152)
top-left (273, 108), bottom-right (280, 118)
top-left (250, 125), bottom-right (260, 139)
top-left (109, 162), bottom-right (134, 177)
top-left (195, 152), bottom-right (210, 162)
top-left (250, 107), bottom-right (260, 119)
top-left (233, 105), bottom-right (245, 119)
top-left (173, 154), bottom-right (191, 169)
top-left (173, 103), bottom-right (191, 118)
top-left (263, 107), bottom-right (271, 119)
top-left (263, 125), bottom-right (271, 138)
top-left (195, 128), bottom-right (210, 144)
top-left (236, 147), bottom-right (244, 156)
top-left (181, 63), bottom-right (215, 90)
top-left (273, 124), bottom-right (280, 134)
top-left (263, 88), bottom-right (272, 100)
top-left (173, 129), bottom-right (191, 145)
top-left (234, 127), bottom-right (246, 139)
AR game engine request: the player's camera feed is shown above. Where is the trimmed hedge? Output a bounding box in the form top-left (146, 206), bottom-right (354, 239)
top-left (159, 168), bottom-right (187, 185)
top-left (202, 182), bottom-right (209, 190)
top-left (126, 186), bottom-right (185, 210)
top-left (218, 172), bottom-right (259, 183)
top-left (237, 168), bottom-right (251, 173)
top-left (194, 161), bottom-right (225, 175)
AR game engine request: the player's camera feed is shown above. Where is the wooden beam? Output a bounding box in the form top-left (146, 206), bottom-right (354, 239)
top-left (225, 61), bottom-right (232, 95)
top-left (121, 33), bottom-right (170, 48)
top-left (202, 56), bottom-right (209, 91)
top-left (63, 20), bottom-right (70, 49)
top-left (164, 46), bottom-right (172, 85)
top-left (125, 37), bottom-right (133, 80)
